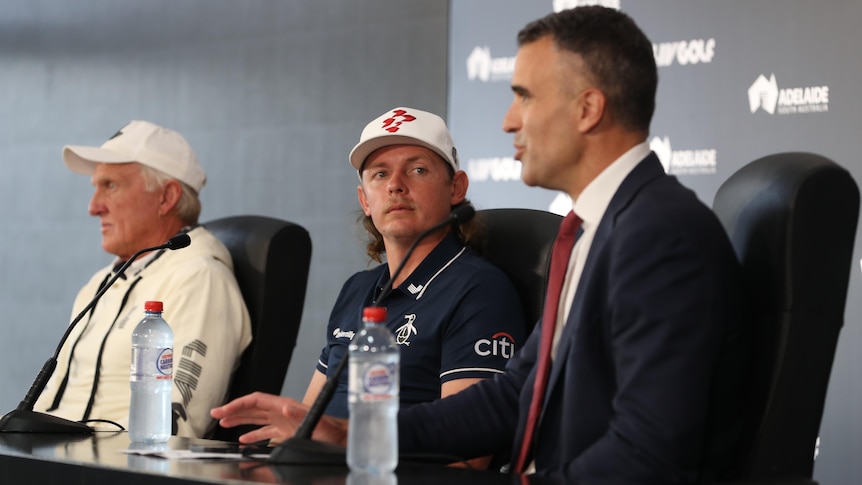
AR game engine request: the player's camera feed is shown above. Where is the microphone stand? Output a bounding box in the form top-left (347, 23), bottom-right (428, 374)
top-left (269, 204), bottom-right (475, 464)
top-left (0, 234), bottom-right (192, 433)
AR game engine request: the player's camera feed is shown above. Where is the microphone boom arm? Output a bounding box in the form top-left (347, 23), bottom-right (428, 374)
top-left (0, 233), bottom-right (191, 433)
top-left (270, 204), bottom-right (475, 464)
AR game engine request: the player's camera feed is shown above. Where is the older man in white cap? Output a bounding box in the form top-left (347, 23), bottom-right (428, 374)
top-left (211, 108), bottom-right (525, 469)
top-left (36, 120), bottom-right (252, 439)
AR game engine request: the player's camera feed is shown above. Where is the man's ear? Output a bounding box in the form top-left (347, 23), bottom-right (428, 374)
top-left (450, 170), bottom-right (469, 205)
top-left (159, 179), bottom-right (183, 216)
top-left (577, 88), bottom-right (606, 133)
top-left (357, 185), bottom-right (372, 216)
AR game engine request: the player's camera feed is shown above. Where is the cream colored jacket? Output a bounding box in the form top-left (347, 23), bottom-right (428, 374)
top-left (36, 226), bottom-right (252, 438)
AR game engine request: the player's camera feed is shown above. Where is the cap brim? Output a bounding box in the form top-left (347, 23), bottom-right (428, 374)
top-left (349, 135), bottom-right (451, 172)
top-left (62, 145), bottom-right (135, 175)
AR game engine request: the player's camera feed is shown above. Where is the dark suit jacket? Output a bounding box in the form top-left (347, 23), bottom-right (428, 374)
top-left (399, 154), bottom-right (751, 484)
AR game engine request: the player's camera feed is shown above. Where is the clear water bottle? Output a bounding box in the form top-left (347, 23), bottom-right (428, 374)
top-left (347, 470), bottom-right (397, 485)
top-left (126, 441), bottom-right (170, 473)
top-left (129, 300), bottom-right (173, 443)
top-left (348, 306), bottom-right (400, 474)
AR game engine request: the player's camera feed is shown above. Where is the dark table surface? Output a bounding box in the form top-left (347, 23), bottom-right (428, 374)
top-left (0, 431), bottom-right (518, 485)
top-left (0, 431), bottom-right (819, 485)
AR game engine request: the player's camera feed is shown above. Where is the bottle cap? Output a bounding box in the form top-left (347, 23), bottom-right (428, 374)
top-left (362, 306), bottom-right (387, 322)
top-left (144, 301), bottom-right (164, 312)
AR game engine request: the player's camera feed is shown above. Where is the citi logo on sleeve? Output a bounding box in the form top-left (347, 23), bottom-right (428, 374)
top-left (474, 332), bottom-right (516, 359)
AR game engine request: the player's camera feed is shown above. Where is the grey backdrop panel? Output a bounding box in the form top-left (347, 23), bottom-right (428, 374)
top-left (0, 0), bottom-right (447, 424)
top-left (449, 1), bottom-right (862, 483)
top-left (2, 0), bottom-right (859, 481)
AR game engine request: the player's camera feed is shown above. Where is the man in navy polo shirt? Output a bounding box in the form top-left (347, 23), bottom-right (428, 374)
top-left (309, 106), bottom-right (526, 418)
top-left (212, 107), bottom-right (526, 458)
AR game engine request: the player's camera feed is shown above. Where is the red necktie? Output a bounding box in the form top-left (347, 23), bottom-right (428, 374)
top-left (514, 211), bottom-right (582, 474)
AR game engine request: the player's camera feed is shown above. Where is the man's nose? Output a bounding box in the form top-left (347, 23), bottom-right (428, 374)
top-left (387, 171), bottom-right (406, 193)
top-left (88, 191), bottom-right (104, 216)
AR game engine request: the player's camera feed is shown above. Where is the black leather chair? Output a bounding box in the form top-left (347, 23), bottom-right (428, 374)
top-left (203, 215), bottom-right (312, 442)
top-left (477, 208), bottom-right (563, 329)
top-left (712, 152), bottom-right (860, 480)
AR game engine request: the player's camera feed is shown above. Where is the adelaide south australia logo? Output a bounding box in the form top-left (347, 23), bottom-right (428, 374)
top-left (748, 73), bottom-right (829, 115)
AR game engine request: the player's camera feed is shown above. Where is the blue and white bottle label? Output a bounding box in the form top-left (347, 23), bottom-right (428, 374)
top-left (355, 362), bottom-right (396, 402)
top-left (131, 347), bottom-right (174, 381)
top-left (362, 362), bottom-right (394, 394)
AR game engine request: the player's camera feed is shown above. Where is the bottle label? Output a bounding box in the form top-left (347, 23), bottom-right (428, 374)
top-left (360, 362), bottom-right (395, 401)
top-left (131, 347), bottom-right (174, 381)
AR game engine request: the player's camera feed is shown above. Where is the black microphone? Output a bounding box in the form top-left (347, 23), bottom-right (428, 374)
top-left (269, 204), bottom-right (476, 465)
top-left (0, 233), bottom-right (192, 433)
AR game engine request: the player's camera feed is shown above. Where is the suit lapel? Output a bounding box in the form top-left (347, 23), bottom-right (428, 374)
top-left (541, 153), bottom-right (666, 405)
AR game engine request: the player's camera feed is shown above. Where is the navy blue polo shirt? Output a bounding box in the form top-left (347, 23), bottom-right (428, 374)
top-left (316, 232), bottom-right (526, 418)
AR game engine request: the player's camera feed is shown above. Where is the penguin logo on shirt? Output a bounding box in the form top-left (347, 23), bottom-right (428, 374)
top-left (395, 314), bottom-right (418, 346)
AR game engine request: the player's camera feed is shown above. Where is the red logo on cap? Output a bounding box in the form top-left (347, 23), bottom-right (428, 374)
top-left (381, 109), bottom-right (417, 133)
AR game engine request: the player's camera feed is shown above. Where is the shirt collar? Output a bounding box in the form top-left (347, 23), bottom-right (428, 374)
top-left (375, 231), bottom-right (464, 300)
top-left (572, 141), bottom-right (651, 231)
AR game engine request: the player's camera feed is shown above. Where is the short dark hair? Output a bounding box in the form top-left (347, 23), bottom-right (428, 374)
top-left (518, 6), bottom-right (657, 133)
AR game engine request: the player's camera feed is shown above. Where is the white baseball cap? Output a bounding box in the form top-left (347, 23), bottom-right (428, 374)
top-left (62, 120), bottom-right (207, 193)
top-left (348, 107), bottom-right (459, 174)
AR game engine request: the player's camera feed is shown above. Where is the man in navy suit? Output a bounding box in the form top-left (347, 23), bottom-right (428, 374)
top-left (394, 7), bottom-right (751, 482)
top-left (221, 6), bottom-right (751, 483)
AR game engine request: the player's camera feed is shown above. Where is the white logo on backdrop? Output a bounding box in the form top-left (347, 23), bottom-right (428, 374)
top-left (650, 136), bottom-right (717, 175)
top-left (466, 156), bottom-right (521, 182)
top-left (653, 38), bottom-right (716, 67)
top-left (553, 0), bottom-right (620, 12)
top-left (748, 74), bottom-right (779, 114)
top-left (466, 46), bottom-right (515, 82)
top-left (749, 73), bottom-right (829, 115)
